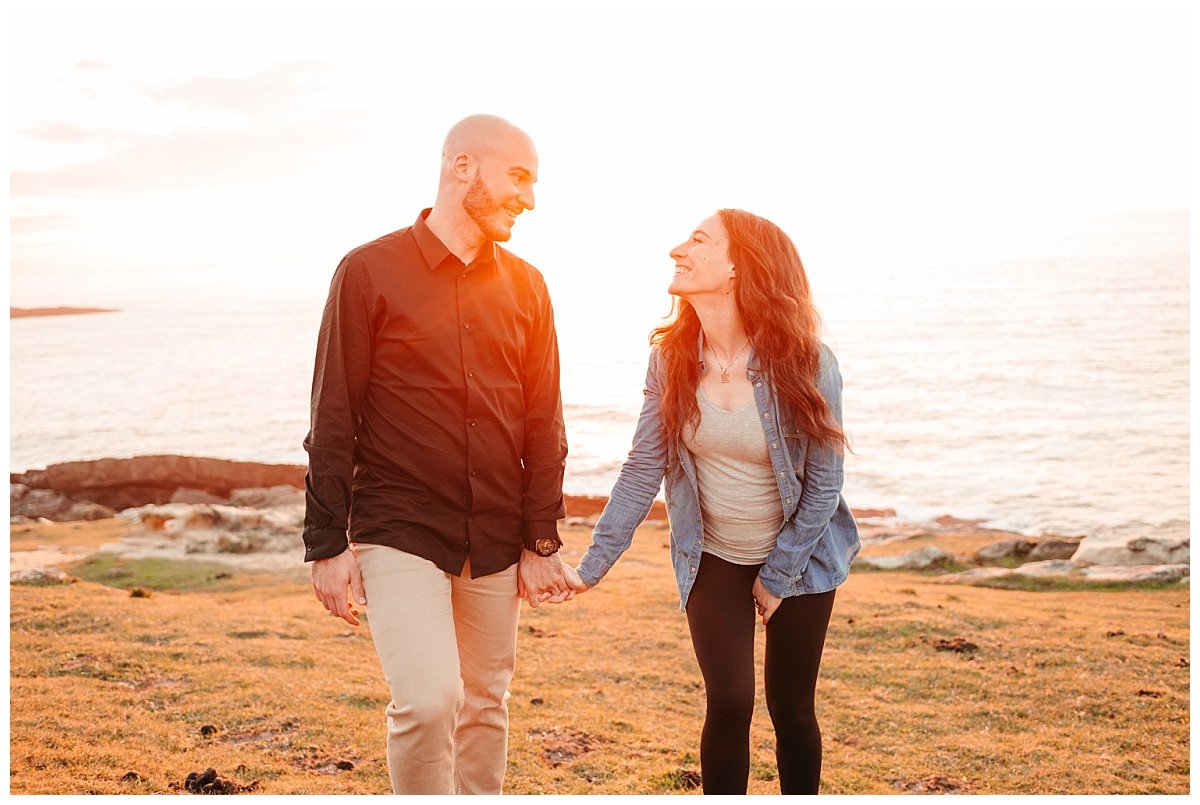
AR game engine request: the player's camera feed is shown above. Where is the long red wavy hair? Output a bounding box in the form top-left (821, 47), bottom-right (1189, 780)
top-left (650, 208), bottom-right (847, 453)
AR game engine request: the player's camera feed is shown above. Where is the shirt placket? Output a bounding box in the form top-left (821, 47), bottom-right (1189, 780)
top-left (751, 371), bottom-right (794, 517)
top-left (458, 265), bottom-right (478, 558)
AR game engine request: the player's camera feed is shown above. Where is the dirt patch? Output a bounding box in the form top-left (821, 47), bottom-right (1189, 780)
top-left (530, 727), bottom-right (603, 766)
top-left (927, 636), bottom-right (979, 653)
top-left (174, 767), bottom-right (259, 794)
top-left (893, 774), bottom-right (976, 793)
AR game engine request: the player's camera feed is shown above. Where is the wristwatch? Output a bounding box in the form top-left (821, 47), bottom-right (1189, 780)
top-left (528, 536), bottom-right (562, 557)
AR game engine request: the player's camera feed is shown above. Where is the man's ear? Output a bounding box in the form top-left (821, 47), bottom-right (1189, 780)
top-left (451, 153), bottom-right (473, 183)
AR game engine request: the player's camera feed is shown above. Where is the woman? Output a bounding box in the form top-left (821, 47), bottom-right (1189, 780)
top-left (564, 209), bottom-right (860, 794)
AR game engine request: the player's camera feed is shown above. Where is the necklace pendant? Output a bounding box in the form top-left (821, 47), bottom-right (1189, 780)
top-left (720, 370), bottom-right (730, 383)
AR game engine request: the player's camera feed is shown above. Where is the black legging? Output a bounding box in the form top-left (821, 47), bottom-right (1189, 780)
top-left (685, 552), bottom-right (836, 795)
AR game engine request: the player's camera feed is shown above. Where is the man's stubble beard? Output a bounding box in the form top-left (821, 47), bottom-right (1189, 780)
top-left (462, 172), bottom-right (512, 243)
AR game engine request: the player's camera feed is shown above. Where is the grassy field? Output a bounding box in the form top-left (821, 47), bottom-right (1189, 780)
top-left (8, 521), bottom-right (1190, 794)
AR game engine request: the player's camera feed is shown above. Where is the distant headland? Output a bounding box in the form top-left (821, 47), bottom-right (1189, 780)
top-left (10, 306), bottom-right (120, 319)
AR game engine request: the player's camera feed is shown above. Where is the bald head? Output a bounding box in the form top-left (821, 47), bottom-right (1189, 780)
top-left (442, 114), bottom-right (535, 166)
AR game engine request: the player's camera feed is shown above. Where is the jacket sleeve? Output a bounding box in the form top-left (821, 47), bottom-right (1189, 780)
top-left (301, 255), bottom-right (374, 562)
top-left (757, 345), bottom-right (846, 597)
top-left (519, 271), bottom-right (568, 543)
top-left (577, 349), bottom-right (669, 586)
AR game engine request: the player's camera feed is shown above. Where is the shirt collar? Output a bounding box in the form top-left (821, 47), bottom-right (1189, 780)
top-left (412, 208), bottom-right (498, 275)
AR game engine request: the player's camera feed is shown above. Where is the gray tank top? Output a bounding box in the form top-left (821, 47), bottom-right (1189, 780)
top-left (681, 386), bottom-right (783, 564)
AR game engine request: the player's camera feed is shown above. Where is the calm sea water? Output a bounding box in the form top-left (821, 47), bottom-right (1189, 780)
top-left (9, 212), bottom-right (1188, 541)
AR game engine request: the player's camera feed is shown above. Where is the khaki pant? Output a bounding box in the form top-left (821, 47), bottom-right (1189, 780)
top-left (353, 543), bottom-right (520, 794)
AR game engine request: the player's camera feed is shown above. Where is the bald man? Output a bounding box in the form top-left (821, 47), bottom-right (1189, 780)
top-left (302, 114), bottom-right (571, 794)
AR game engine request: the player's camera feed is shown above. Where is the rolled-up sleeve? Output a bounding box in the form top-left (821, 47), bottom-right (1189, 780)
top-left (301, 256), bottom-right (374, 562)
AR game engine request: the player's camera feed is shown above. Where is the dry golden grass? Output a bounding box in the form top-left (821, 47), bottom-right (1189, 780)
top-left (8, 522), bottom-right (1190, 794)
top-left (10, 518), bottom-right (129, 551)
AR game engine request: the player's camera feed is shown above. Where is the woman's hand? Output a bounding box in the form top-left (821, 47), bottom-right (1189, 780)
top-left (561, 561), bottom-right (592, 595)
top-left (752, 576), bottom-right (782, 625)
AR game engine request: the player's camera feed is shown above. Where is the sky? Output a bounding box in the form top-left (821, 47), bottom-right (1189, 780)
top-left (6, 0), bottom-right (1193, 356)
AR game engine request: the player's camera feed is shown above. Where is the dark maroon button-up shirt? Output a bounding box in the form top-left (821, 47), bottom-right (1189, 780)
top-left (302, 209), bottom-right (567, 577)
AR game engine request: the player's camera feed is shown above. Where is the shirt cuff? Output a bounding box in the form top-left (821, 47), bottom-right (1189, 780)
top-left (756, 564), bottom-right (799, 599)
top-left (521, 518), bottom-right (560, 542)
top-left (303, 527), bottom-right (350, 563)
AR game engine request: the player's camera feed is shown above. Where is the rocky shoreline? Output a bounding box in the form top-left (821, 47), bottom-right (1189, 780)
top-left (10, 306), bottom-right (120, 318)
top-left (10, 455), bottom-right (1189, 586)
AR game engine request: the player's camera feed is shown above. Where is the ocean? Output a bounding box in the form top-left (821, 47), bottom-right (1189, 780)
top-left (9, 211), bottom-right (1188, 542)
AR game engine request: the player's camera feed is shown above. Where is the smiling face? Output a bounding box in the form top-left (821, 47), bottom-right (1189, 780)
top-left (460, 136), bottom-right (538, 243)
top-left (668, 214), bottom-right (736, 299)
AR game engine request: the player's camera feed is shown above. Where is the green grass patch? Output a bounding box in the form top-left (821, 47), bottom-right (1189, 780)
top-left (966, 576), bottom-right (1182, 593)
top-left (68, 555), bottom-right (257, 592)
top-left (653, 768), bottom-right (703, 791)
top-left (337, 693), bottom-right (387, 710)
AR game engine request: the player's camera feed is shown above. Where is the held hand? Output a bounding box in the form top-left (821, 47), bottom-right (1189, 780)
top-left (752, 576), bottom-right (782, 626)
top-left (517, 549), bottom-right (574, 608)
top-left (311, 549), bottom-right (367, 626)
top-left (562, 562), bottom-right (592, 595)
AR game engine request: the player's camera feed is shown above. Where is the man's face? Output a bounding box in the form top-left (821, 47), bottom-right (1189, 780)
top-left (461, 139), bottom-right (537, 243)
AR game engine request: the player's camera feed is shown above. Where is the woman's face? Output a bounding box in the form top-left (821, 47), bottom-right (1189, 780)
top-left (667, 214), bottom-right (736, 300)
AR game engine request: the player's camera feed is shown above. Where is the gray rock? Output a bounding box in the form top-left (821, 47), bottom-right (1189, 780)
top-left (1073, 535), bottom-right (1189, 566)
top-left (940, 567), bottom-right (1014, 582)
top-left (11, 567), bottom-right (72, 585)
top-left (64, 501), bottom-right (117, 521)
top-left (1079, 564), bottom-right (1190, 584)
top-left (1012, 560), bottom-right (1079, 577)
top-left (118, 502), bottom-right (302, 556)
top-left (855, 545), bottom-right (954, 571)
top-left (976, 539), bottom-right (1036, 561)
top-left (1028, 538), bottom-right (1081, 561)
top-left (11, 488), bottom-right (77, 520)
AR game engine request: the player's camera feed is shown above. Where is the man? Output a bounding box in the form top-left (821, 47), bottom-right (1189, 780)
top-left (302, 114), bottom-right (572, 794)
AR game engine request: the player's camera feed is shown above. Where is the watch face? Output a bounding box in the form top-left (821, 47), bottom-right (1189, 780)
top-left (535, 538), bottom-right (559, 556)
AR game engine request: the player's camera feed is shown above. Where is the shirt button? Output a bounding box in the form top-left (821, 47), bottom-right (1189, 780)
top-left (467, 370), bottom-right (474, 377)
top-left (463, 322), bottom-right (470, 329)
top-left (460, 272), bottom-right (468, 279)
top-left (771, 442), bottom-right (778, 448)
top-left (469, 420), bottom-right (477, 427)
top-left (305, 544), bottom-right (311, 551)
top-left (470, 470), bottom-right (478, 477)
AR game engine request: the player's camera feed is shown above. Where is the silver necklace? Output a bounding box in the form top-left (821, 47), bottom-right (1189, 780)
top-left (708, 338), bottom-right (750, 383)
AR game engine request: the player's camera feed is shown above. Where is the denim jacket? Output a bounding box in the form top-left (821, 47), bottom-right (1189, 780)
top-left (577, 339), bottom-right (860, 610)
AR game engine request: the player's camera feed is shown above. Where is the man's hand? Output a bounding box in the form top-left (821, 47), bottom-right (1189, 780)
top-left (311, 549), bottom-right (367, 626)
top-left (752, 576), bottom-right (782, 626)
top-left (517, 549), bottom-right (573, 608)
